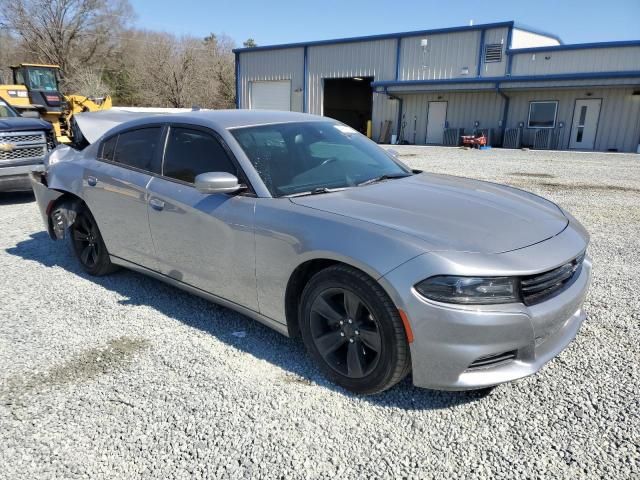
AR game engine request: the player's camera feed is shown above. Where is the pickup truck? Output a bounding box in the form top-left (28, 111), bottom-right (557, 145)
top-left (0, 99), bottom-right (54, 192)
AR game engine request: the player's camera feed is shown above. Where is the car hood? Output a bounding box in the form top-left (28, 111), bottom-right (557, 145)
top-left (0, 117), bottom-right (52, 131)
top-left (290, 173), bottom-right (568, 254)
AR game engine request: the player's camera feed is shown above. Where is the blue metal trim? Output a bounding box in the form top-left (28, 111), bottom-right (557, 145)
top-left (508, 40), bottom-right (640, 54)
top-left (371, 70), bottom-right (640, 88)
top-left (234, 52), bottom-right (240, 109)
top-left (512, 22), bottom-right (563, 44)
top-left (506, 26), bottom-right (514, 75)
top-left (395, 37), bottom-right (402, 81)
top-left (302, 46), bottom-right (308, 113)
top-left (232, 21), bottom-right (515, 53)
top-left (477, 29), bottom-right (486, 77)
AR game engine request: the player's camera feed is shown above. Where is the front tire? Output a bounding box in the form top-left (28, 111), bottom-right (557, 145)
top-left (299, 265), bottom-right (411, 395)
top-left (69, 205), bottom-right (117, 276)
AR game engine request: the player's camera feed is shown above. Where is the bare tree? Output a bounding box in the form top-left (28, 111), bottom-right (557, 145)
top-left (0, 0), bottom-right (133, 88)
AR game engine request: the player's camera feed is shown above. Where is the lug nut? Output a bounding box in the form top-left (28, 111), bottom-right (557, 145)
top-left (349, 338), bottom-right (354, 343)
top-left (355, 330), bottom-right (360, 335)
top-left (348, 319), bottom-right (353, 324)
top-left (340, 332), bottom-right (345, 337)
top-left (339, 320), bottom-right (344, 325)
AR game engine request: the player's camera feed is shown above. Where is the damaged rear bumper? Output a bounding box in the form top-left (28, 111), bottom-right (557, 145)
top-left (29, 171), bottom-right (78, 240)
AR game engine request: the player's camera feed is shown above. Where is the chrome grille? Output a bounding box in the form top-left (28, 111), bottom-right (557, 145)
top-left (0, 146), bottom-right (47, 161)
top-left (467, 350), bottom-right (517, 370)
top-left (520, 254), bottom-right (585, 305)
top-left (0, 130), bottom-right (48, 163)
top-left (0, 132), bottom-right (44, 143)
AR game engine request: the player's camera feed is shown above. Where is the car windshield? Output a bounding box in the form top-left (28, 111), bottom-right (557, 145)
top-left (0, 100), bottom-right (18, 118)
top-left (231, 121), bottom-right (410, 197)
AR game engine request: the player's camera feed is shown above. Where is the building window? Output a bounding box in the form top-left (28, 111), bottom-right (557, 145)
top-left (484, 44), bottom-right (503, 63)
top-left (528, 101), bottom-right (558, 129)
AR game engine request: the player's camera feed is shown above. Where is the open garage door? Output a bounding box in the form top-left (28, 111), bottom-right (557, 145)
top-left (323, 77), bottom-right (373, 134)
top-left (250, 80), bottom-right (291, 111)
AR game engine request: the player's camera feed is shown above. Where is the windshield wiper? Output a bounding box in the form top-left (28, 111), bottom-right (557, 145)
top-left (286, 187), bottom-right (345, 198)
top-left (357, 172), bottom-right (412, 187)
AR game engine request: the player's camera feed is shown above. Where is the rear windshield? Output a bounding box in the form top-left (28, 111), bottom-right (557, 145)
top-left (231, 121), bottom-right (408, 197)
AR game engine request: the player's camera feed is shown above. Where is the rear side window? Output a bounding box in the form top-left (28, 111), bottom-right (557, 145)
top-left (163, 127), bottom-right (237, 183)
top-left (113, 127), bottom-right (162, 173)
top-left (100, 136), bottom-right (117, 161)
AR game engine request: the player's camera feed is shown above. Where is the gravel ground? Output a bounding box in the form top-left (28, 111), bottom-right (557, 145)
top-left (0, 146), bottom-right (638, 479)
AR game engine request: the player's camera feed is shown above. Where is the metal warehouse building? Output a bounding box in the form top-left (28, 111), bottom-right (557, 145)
top-left (233, 21), bottom-right (640, 153)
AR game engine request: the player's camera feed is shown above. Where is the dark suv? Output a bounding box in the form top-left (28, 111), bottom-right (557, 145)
top-left (0, 99), bottom-right (54, 191)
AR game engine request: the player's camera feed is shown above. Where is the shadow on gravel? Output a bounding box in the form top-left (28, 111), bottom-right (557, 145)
top-left (0, 191), bottom-right (34, 205)
top-left (7, 231), bottom-right (491, 411)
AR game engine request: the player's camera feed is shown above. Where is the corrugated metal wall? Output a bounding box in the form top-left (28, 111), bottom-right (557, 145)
top-left (397, 91), bottom-right (505, 144)
top-left (511, 46), bottom-right (640, 76)
top-left (506, 87), bottom-right (640, 152)
top-left (238, 48), bottom-right (304, 111)
top-left (398, 30), bottom-right (481, 81)
top-left (481, 28), bottom-right (509, 78)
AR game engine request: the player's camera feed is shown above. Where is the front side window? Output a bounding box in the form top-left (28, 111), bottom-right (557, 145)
top-left (163, 127), bottom-right (237, 183)
top-left (528, 101), bottom-right (558, 129)
top-left (231, 122), bottom-right (410, 197)
top-left (113, 127), bottom-right (162, 173)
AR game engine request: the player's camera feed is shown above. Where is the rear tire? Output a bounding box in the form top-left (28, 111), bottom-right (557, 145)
top-left (299, 264), bottom-right (411, 395)
top-left (68, 205), bottom-right (117, 276)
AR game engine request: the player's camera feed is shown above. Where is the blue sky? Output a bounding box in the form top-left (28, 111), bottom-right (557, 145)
top-left (129, 0), bottom-right (640, 47)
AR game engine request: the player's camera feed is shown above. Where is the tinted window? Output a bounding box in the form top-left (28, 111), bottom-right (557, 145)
top-left (113, 127), bottom-right (161, 173)
top-left (100, 136), bottom-right (117, 161)
top-left (163, 127), bottom-right (236, 183)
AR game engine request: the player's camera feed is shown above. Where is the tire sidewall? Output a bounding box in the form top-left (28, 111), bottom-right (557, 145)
top-left (299, 267), bottom-right (407, 394)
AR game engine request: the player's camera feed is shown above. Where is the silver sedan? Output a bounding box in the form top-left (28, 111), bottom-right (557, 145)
top-left (30, 110), bottom-right (591, 394)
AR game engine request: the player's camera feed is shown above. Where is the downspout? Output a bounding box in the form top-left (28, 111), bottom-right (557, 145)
top-left (302, 46), bottom-right (308, 113)
top-left (235, 52), bottom-right (241, 109)
top-left (496, 82), bottom-right (510, 142)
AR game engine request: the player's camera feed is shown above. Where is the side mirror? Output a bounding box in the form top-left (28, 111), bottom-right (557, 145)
top-left (194, 172), bottom-right (242, 194)
top-left (20, 110), bottom-right (40, 119)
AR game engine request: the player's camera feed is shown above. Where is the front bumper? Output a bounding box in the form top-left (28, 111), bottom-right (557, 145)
top-left (381, 222), bottom-right (592, 390)
top-left (0, 164), bottom-right (44, 192)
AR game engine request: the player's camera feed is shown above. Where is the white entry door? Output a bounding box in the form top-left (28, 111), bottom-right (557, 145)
top-left (426, 101), bottom-right (447, 144)
top-left (569, 99), bottom-right (601, 150)
top-left (250, 80), bottom-right (291, 111)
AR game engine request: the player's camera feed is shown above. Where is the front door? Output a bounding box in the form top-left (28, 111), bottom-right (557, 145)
top-left (146, 125), bottom-right (258, 311)
top-left (569, 99), bottom-right (601, 150)
top-left (426, 101), bottom-right (447, 144)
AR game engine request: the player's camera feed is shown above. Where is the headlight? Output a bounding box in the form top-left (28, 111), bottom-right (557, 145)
top-left (415, 276), bottom-right (519, 305)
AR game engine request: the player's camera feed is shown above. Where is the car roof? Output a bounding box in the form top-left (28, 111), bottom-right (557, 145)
top-left (102, 109), bottom-right (335, 137)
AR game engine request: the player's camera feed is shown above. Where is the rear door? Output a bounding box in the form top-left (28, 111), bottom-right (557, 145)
top-left (146, 125), bottom-right (258, 310)
top-left (82, 126), bottom-right (162, 270)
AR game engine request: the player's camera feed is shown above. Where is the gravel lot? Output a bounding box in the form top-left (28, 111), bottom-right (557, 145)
top-left (1, 146), bottom-right (638, 479)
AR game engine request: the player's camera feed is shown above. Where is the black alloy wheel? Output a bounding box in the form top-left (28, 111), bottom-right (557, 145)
top-left (68, 206), bottom-right (117, 276)
top-left (300, 264), bottom-right (411, 394)
top-left (309, 287), bottom-right (382, 378)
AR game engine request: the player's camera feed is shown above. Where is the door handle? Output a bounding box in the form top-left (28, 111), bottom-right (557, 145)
top-left (87, 176), bottom-right (97, 187)
top-left (149, 198), bottom-right (165, 211)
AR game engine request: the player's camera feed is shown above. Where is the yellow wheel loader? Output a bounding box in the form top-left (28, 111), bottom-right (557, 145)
top-left (0, 64), bottom-right (112, 144)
